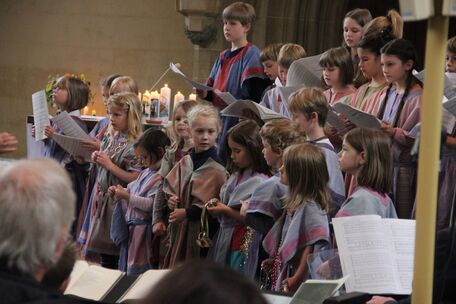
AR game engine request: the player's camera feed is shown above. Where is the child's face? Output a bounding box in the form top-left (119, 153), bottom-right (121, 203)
top-left (135, 145), bottom-right (153, 168)
top-left (323, 66), bottom-right (342, 88)
top-left (174, 107), bottom-right (191, 140)
top-left (53, 83), bottom-right (69, 110)
top-left (278, 65), bottom-right (288, 85)
top-left (262, 60), bottom-right (279, 81)
top-left (223, 19), bottom-right (249, 44)
top-left (339, 139), bottom-right (363, 174)
top-left (109, 105), bottom-right (129, 133)
top-left (381, 54), bottom-right (413, 84)
top-left (446, 51), bottom-right (456, 73)
top-left (228, 137), bottom-right (252, 170)
top-left (357, 48), bottom-right (382, 79)
top-left (191, 117), bottom-right (218, 153)
top-left (261, 138), bottom-right (281, 168)
top-left (102, 86), bottom-right (110, 112)
top-left (278, 164), bottom-right (288, 185)
top-left (343, 17), bottom-right (363, 49)
top-left (291, 111), bottom-right (312, 134)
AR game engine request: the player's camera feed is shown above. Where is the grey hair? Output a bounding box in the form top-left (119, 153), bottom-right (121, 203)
top-left (0, 158), bottom-right (75, 274)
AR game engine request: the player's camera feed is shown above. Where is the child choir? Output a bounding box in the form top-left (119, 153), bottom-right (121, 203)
top-left (38, 1), bottom-right (456, 296)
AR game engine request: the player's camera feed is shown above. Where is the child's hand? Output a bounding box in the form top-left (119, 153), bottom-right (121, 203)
top-left (316, 261), bottom-right (331, 279)
top-left (113, 185), bottom-right (129, 201)
top-left (240, 200), bottom-right (249, 216)
top-left (261, 258), bottom-right (274, 273)
top-left (81, 138), bottom-right (101, 152)
top-left (108, 185), bottom-right (117, 198)
top-left (381, 121), bottom-right (395, 137)
top-left (281, 275), bottom-right (299, 293)
top-left (169, 208), bottom-right (186, 224)
top-left (93, 151), bottom-right (113, 170)
top-left (167, 195), bottom-right (179, 210)
top-left (206, 202), bottom-right (230, 216)
top-left (152, 221), bottom-right (167, 236)
top-left (44, 126), bottom-right (56, 138)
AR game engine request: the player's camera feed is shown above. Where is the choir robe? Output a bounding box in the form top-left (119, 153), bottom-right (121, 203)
top-left (162, 147), bottom-right (228, 268)
top-left (335, 187), bottom-right (398, 218)
top-left (263, 201), bottom-right (330, 291)
top-left (209, 170), bottom-right (269, 278)
top-left (111, 168), bottom-right (163, 275)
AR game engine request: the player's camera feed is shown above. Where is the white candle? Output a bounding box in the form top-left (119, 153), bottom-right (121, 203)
top-left (160, 84), bottom-right (171, 108)
top-left (189, 93), bottom-right (197, 100)
top-left (83, 106), bottom-right (89, 115)
top-left (174, 91), bottom-right (185, 103)
top-left (150, 91), bottom-right (161, 118)
top-left (170, 91), bottom-right (184, 121)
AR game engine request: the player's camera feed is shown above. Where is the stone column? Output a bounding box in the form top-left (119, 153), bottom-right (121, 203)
top-left (176, 0), bottom-right (222, 83)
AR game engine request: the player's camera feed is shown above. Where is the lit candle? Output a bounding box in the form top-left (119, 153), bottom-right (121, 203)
top-left (189, 93), bottom-right (197, 101)
top-left (160, 84), bottom-right (171, 109)
top-left (83, 106), bottom-right (89, 115)
top-left (170, 91), bottom-right (184, 121)
top-left (138, 92), bottom-right (142, 101)
top-left (92, 110), bottom-right (97, 116)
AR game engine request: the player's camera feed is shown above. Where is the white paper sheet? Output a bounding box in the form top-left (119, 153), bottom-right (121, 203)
top-left (326, 108), bottom-right (346, 132)
top-left (52, 133), bottom-right (92, 161)
top-left (32, 90), bottom-right (50, 141)
top-left (65, 264), bottom-right (124, 300)
top-left (221, 100), bottom-right (286, 121)
top-left (333, 215), bottom-right (415, 295)
top-left (118, 269), bottom-right (169, 302)
top-left (51, 111), bottom-right (91, 140)
top-left (332, 102), bottom-right (381, 129)
top-left (213, 89), bottom-right (237, 105)
top-left (170, 62), bottom-right (214, 91)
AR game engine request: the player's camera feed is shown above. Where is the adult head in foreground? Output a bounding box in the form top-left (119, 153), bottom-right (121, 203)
top-left (0, 158), bottom-right (99, 303)
top-left (143, 259), bottom-right (268, 304)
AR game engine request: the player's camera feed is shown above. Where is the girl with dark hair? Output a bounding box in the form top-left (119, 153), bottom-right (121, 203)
top-left (377, 38), bottom-right (422, 219)
top-left (108, 129), bottom-right (170, 274)
top-left (208, 119), bottom-right (271, 277)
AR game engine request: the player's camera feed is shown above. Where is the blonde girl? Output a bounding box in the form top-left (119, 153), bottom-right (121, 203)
top-left (83, 92), bottom-right (143, 268)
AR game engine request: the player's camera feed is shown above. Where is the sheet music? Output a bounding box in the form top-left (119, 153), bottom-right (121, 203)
top-left (64, 265), bottom-right (124, 300)
top-left (53, 134), bottom-right (92, 162)
top-left (287, 54), bottom-right (323, 87)
top-left (332, 102), bottom-right (381, 129)
top-left (118, 269), bottom-right (169, 302)
top-left (278, 86), bottom-right (303, 105)
top-left (443, 95), bottom-right (456, 117)
top-left (383, 219), bottom-right (415, 292)
top-left (221, 100), bottom-right (286, 121)
top-left (32, 90), bottom-right (50, 141)
top-left (170, 62), bottom-right (214, 91)
top-left (213, 89), bottom-right (237, 105)
top-left (51, 111), bottom-right (91, 140)
top-left (289, 276), bottom-right (348, 304)
top-left (333, 215), bottom-right (414, 295)
top-left (326, 108), bottom-right (346, 132)
top-left (415, 71), bottom-right (456, 100)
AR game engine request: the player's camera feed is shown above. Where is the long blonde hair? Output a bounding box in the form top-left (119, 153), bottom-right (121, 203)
top-left (282, 143), bottom-right (330, 211)
top-left (108, 92), bottom-right (143, 140)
